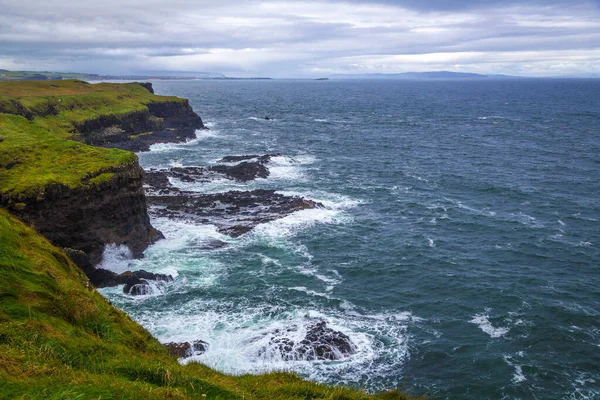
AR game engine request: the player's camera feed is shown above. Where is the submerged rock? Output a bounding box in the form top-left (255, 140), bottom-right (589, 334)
top-left (217, 154), bottom-right (281, 164)
top-left (262, 321), bottom-right (356, 361)
top-left (122, 270), bottom-right (174, 295)
top-left (164, 340), bottom-right (209, 358)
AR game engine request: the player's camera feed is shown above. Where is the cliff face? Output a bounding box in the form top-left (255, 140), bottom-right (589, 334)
top-left (3, 160), bottom-right (161, 265)
top-left (0, 80), bottom-right (206, 267)
top-left (78, 93), bottom-right (205, 152)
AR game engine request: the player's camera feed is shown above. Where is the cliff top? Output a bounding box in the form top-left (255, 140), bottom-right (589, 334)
top-left (0, 80), bottom-right (188, 200)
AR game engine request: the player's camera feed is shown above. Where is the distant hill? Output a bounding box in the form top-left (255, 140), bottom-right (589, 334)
top-left (0, 69), bottom-right (272, 82)
top-left (329, 71), bottom-right (518, 80)
top-left (0, 70), bottom-right (98, 82)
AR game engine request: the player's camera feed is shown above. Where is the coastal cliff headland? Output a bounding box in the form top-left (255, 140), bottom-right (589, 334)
top-left (0, 80), bottom-right (418, 399)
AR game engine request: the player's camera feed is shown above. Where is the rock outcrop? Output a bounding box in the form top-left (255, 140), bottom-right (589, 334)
top-left (164, 340), bottom-right (209, 358)
top-left (78, 97), bottom-right (205, 152)
top-left (261, 321), bottom-right (356, 361)
top-left (147, 188), bottom-right (320, 237)
top-left (4, 161), bottom-right (161, 265)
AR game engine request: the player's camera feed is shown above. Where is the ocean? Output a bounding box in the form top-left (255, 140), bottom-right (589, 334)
top-left (99, 78), bottom-right (600, 399)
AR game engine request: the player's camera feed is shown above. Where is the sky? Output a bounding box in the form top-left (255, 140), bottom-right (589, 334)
top-left (0, 0), bottom-right (599, 77)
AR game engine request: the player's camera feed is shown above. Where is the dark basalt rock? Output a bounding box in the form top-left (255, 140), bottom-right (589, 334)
top-left (263, 321), bottom-right (355, 361)
top-left (122, 270), bottom-right (174, 295)
top-left (210, 162), bottom-right (269, 181)
top-left (217, 154), bottom-right (281, 164)
top-left (164, 340), bottom-right (209, 358)
top-left (143, 170), bottom-right (178, 195)
top-left (147, 189), bottom-right (321, 237)
top-left (63, 249), bottom-right (174, 289)
top-left (136, 82), bottom-right (154, 94)
top-left (78, 99), bottom-right (206, 152)
top-left (123, 276), bottom-right (151, 295)
top-left (6, 162), bottom-right (162, 266)
top-left (148, 162), bottom-right (270, 184)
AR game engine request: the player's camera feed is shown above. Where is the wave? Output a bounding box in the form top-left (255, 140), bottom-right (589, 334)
top-left (98, 244), bottom-right (133, 274)
top-left (133, 304), bottom-right (418, 389)
top-left (470, 312), bottom-right (510, 338)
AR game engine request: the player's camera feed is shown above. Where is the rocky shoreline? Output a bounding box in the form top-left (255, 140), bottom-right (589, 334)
top-left (1, 79), bottom-right (356, 364)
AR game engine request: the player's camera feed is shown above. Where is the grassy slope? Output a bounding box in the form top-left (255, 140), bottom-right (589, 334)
top-left (0, 80), bottom-right (182, 200)
top-left (0, 70), bottom-right (98, 82)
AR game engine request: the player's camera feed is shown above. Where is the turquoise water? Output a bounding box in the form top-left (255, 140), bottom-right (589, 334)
top-left (100, 79), bottom-right (600, 399)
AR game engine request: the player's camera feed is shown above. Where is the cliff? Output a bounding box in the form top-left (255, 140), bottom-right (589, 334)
top-left (3, 159), bottom-right (160, 265)
top-left (0, 80), bottom-right (201, 264)
top-left (0, 79), bottom-right (205, 152)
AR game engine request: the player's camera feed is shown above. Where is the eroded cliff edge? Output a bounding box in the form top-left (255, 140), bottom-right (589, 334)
top-left (0, 79), bottom-right (203, 266)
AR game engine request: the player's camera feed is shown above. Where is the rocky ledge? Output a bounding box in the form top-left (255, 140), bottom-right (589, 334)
top-left (78, 84), bottom-right (205, 152)
top-left (144, 156), bottom-right (321, 237)
top-left (164, 340), bottom-right (209, 358)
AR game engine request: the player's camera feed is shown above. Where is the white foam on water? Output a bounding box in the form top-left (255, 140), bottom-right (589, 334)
top-left (510, 212), bottom-right (545, 228)
top-left (97, 244), bottom-right (133, 274)
top-left (276, 190), bottom-right (362, 211)
top-left (427, 237), bottom-right (436, 247)
top-left (251, 208), bottom-right (352, 240)
top-left (248, 116), bottom-right (276, 121)
top-left (150, 217), bottom-right (229, 252)
top-left (450, 199), bottom-right (497, 217)
top-left (266, 155), bottom-right (316, 182)
top-left (195, 128), bottom-right (222, 140)
top-left (168, 176), bottom-right (248, 194)
top-left (148, 137), bottom-right (200, 153)
top-left (289, 286), bottom-right (332, 299)
top-left (169, 159), bottom-right (184, 168)
top-left (138, 305), bottom-right (416, 389)
top-left (477, 115), bottom-right (506, 120)
top-left (503, 355), bottom-right (527, 384)
top-left (470, 312), bottom-right (510, 338)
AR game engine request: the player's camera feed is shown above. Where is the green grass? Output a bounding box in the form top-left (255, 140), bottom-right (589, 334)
top-left (0, 80), bottom-right (186, 200)
top-left (0, 80), bottom-right (184, 136)
top-left (0, 114), bottom-right (135, 200)
top-left (0, 209), bottom-right (422, 400)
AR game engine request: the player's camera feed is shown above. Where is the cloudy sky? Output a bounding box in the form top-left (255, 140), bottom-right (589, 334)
top-left (1, 0), bottom-right (599, 77)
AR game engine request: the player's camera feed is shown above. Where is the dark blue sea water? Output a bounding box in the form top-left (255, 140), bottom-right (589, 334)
top-left (100, 79), bottom-right (600, 399)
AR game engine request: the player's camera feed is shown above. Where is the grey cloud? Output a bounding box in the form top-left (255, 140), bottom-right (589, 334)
top-left (0, 0), bottom-right (599, 77)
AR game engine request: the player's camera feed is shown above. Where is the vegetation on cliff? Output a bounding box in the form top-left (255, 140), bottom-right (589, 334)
top-left (0, 79), bottom-right (183, 199)
top-left (0, 113), bottom-right (135, 200)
